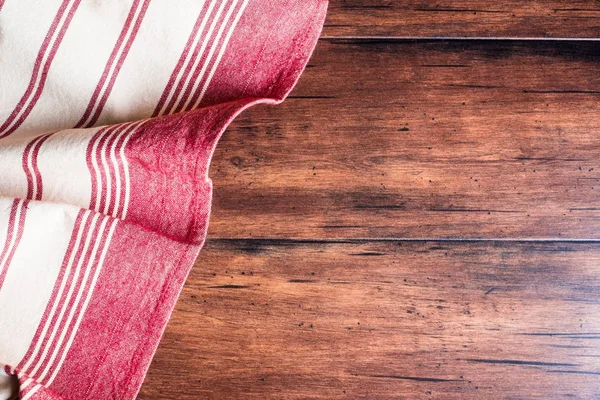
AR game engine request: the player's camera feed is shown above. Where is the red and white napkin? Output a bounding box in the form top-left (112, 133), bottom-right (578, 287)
top-left (0, 1), bottom-right (327, 398)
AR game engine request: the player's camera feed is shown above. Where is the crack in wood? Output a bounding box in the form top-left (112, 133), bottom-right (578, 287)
top-left (353, 374), bottom-right (462, 382)
top-left (464, 359), bottom-right (579, 367)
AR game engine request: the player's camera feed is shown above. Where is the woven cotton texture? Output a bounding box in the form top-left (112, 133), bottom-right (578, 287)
top-left (0, 1), bottom-right (327, 399)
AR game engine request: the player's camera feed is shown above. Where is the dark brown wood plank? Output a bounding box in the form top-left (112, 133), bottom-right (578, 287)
top-left (325, 1), bottom-right (600, 38)
top-left (139, 239), bottom-right (600, 399)
top-left (207, 40), bottom-right (600, 239)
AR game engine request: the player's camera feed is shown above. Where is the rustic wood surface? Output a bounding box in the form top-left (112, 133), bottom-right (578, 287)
top-left (208, 40), bottom-right (600, 240)
top-left (142, 240), bottom-right (600, 399)
top-left (138, 3), bottom-right (600, 399)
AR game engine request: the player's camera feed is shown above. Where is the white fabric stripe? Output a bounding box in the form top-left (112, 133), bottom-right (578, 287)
top-left (35, 216), bottom-right (110, 383)
top-left (112, 121), bottom-right (142, 218)
top-left (89, 131), bottom-right (105, 213)
top-left (0, 206), bottom-right (11, 280)
top-left (88, 121), bottom-right (141, 219)
top-left (156, 0), bottom-right (215, 116)
top-left (1, 0), bottom-right (78, 135)
top-left (193, 0), bottom-right (249, 108)
top-left (47, 219), bottom-right (118, 386)
top-left (180, 0), bottom-right (240, 112)
top-left (19, 211), bottom-right (91, 375)
top-left (26, 135), bottom-right (46, 199)
top-left (99, 129), bottom-right (116, 216)
top-left (26, 139), bottom-right (37, 199)
top-left (99, 124), bottom-right (122, 216)
top-left (19, 377), bottom-right (32, 391)
top-left (121, 121), bottom-right (144, 219)
top-left (0, 200), bottom-right (77, 366)
top-left (78, 1), bottom-right (146, 128)
top-left (26, 213), bottom-right (100, 379)
top-left (170, 0), bottom-right (227, 114)
top-left (21, 382), bottom-right (41, 400)
top-left (110, 128), bottom-right (126, 218)
top-left (0, 200), bottom-right (23, 274)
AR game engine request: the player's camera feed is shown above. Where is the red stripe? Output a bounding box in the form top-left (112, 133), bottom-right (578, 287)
top-left (163, 41), bottom-right (211, 116)
top-left (152, 5), bottom-right (208, 117)
top-left (18, 381), bottom-right (39, 399)
top-left (30, 216), bottom-right (106, 383)
top-left (87, 123), bottom-right (131, 215)
top-left (94, 133), bottom-right (113, 215)
top-left (74, 0), bottom-right (142, 128)
top-left (113, 123), bottom-right (138, 218)
top-left (0, 0), bottom-right (81, 138)
top-left (0, 200), bottom-right (20, 289)
top-left (77, 0), bottom-right (151, 129)
top-left (22, 140), bottom-right (38, 200)
top-left (171, 7), bottom-right (234, 115)
top-left (22, 133), bottom-right (54, 201)
top-left (42, 220), bottom-right (113, 383)
top-left (102, 127), bottom-right (128, 216)
top-left (0, 0), bottom-right (71, 134)
top-left (97, 124), bottom-right (130, 214)
top-left (15, 210), bottom-right (87, 373)
top-left (0, 200), bottom-right (28, 289)
top-left (0, 0), bottom-right (6, 12)
top-left (31, 134), bottom-right (55, 200)
top-left (85, 127), bottom-right (112, 211)
top-left (103, 133), bottom-right (119, 216)
top-left (182, 1), bottom-right (244, 113)
top-left (180, 47), bottom-right (221, 113)
top-left (160, 4), bottom-right (219, 116)
top-left (21, 213), bottom-right (94, 379)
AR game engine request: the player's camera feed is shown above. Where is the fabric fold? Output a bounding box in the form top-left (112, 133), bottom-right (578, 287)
top-left (0, 1), bottom-right (328, 398)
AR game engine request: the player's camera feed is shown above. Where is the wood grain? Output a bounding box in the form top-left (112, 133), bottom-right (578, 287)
top-left (208, 40), bottom-right (600, 239)
top-left (139, 4), bottom-right (600, 399)
top-left (325, 1), bottom-right (600, 38)
top-left (139, 239), bottom-right (600, 399)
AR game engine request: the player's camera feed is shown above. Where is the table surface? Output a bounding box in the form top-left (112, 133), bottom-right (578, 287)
top-left (138, 2), bottom-right (600, 399)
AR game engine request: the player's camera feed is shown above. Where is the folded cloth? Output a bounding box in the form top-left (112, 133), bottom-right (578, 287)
top-left (0, 1), bottom-right (327, 398)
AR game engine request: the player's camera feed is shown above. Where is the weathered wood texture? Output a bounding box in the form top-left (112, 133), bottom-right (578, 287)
top-left (139, 240), bottom-right (600, 399)
top-left (325, 1), bottom-right (600, 38)
top-left (139, 4), bottom-right (600, 399)
top-left (208, 40), bottom-right (600, 239)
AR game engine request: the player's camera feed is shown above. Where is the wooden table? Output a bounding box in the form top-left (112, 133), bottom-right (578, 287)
top-left (139, 2), bottom-right (600, 398)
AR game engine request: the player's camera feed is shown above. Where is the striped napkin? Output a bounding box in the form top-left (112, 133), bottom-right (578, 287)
top-left (0, 1), bottom-right (327, 398)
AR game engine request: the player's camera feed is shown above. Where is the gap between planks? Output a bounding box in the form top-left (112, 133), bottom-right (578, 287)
top-left (206, 237), bottom-right (600, 244)
top-left (320, 36), bottom-right (600, 42)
